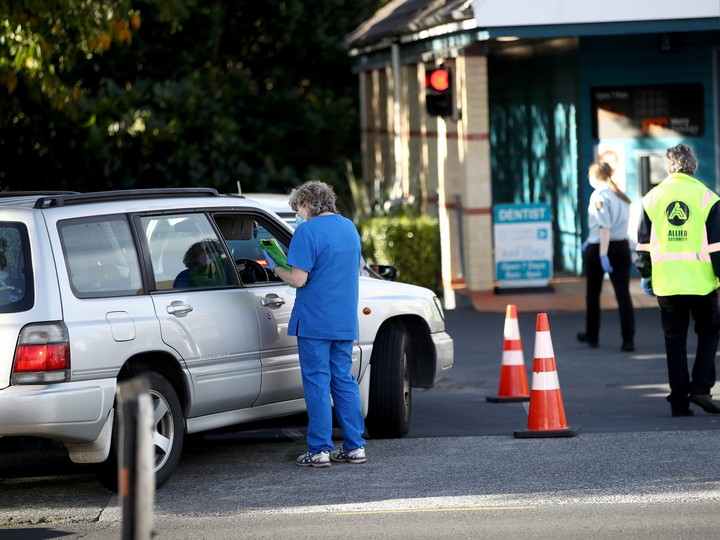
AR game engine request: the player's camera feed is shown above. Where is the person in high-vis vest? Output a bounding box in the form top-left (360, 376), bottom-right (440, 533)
top-left (636, 144), bottom-right (720, 417)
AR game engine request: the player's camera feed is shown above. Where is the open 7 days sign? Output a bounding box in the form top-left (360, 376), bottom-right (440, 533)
top-left (493, 203), bottom-right (553, 289)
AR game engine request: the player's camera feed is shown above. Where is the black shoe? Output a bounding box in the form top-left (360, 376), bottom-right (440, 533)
top-left (576, 332), bottom-right (598, 348)
top-left (667, 395), bottom-right (692, 417)
top-left (689, 394), bottom-right (720, 414)
top-left (621, 341), bottom-right (635, 352)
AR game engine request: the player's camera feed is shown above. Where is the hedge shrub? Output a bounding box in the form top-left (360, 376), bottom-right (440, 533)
top-left (361, 215), bottom-right (440, 293)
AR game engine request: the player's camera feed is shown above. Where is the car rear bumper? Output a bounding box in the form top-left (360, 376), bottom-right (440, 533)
top-left (0, 379), bottom-right (115, 443)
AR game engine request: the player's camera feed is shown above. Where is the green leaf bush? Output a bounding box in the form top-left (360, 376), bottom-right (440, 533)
top-left (361, 216), bottom-right (440, 294)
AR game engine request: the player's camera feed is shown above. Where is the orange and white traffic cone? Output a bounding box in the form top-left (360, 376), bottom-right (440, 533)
top-left (514, 313), bottom-right (579, 438)
top-left (487, 304), bottom-right (530, 403)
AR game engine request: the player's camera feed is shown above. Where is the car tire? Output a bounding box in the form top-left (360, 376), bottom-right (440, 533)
top-left (365, 322), bottom-right (411, 438)
top-left (95, 371), bottom-right (184, 492)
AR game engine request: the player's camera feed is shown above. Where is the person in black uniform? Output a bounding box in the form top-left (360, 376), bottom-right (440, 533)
top-left (577, 161), bottom-right (636, 351)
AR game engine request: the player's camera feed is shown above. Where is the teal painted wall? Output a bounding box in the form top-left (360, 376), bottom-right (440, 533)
top-left (488, 43), bottom-right (581, 273)
top-left (578, 32), bottom-right (719, 264)
top-left (489, 31), bottom-right (719, 277)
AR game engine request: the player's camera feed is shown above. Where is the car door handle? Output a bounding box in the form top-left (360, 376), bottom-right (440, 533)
top-left (261, 294), bottom-right (285, 307)
top-left (166, 301), bottom-right (193, 316)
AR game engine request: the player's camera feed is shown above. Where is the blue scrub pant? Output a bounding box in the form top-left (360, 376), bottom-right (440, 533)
top-left (297, 337), bottom-right (366, 454)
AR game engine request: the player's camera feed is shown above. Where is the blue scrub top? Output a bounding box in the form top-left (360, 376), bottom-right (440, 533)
top-left (286, 214), bottom-right (361, 340)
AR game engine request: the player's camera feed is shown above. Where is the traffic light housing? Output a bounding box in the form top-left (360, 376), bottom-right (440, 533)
top-left (425, 67), bottom-right (453, 117)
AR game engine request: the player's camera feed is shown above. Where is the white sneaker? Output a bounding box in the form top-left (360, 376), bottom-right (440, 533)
top-left (329, 444), bottom-right (366, 464)
top-left (296, 450), bottom-right (331, 468)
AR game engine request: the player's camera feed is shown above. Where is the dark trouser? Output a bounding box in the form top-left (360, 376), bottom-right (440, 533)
top-left (583, 240), bottom-right (635, 344)
top-left (657, 291), bottom-right (720, 408)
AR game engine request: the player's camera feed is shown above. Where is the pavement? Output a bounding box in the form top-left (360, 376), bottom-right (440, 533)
top-left (458, 276), bottom-right (657, 313)
top-left (3, 294), bottom-right (720, 539)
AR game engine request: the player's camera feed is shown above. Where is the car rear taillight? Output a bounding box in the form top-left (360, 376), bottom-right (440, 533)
top-left (11, 323), bottom-right (71, 384)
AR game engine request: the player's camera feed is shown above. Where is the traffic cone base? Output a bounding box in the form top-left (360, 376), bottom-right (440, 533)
top-left (513, 426), bottom-right (580, 438)
top-left (487, 396), bottom-right (530, 403)
top-left (514, 313), bottom-right (579, 439)
top-left (487, 304), bottom-right (530, 403)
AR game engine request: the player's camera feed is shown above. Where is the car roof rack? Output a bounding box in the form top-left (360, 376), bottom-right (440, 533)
top-left (0, 191), bottom-right (79, 198)
top-left (33, 188), bottom-right (222, 209)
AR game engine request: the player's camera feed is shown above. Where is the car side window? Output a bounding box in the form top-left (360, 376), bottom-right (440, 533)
top-left (216, 213), bottom-right (288, 285)
top-left (139, 213), bottom-right (239, 291)
top-left (59, 216), bottom-right (143, 298)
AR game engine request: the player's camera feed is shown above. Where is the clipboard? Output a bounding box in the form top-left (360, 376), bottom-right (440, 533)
top-left (258, 238), bottom-right (292, 270)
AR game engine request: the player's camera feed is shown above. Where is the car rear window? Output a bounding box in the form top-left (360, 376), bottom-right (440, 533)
top-left (0, 222), bottom-right (34, 313)
top-left (59, 216), bottom-right (144, 298)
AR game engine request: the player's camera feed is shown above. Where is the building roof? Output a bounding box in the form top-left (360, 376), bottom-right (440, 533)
top-left (344, 0), bottom-right (474, 50)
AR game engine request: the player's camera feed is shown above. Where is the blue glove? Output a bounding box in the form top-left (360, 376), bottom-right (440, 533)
top-left (581, 240), bottom-right (589, 252)
top-left (600, 254), bottom-right (613, 273)
top-left (262, 249), bottom-right (278, 272)
top-left (641, 277), bottom-right (654, 296)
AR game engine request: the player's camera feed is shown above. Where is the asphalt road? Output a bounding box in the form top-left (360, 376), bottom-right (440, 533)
top-left (2, 298), bottom-right (720, 539)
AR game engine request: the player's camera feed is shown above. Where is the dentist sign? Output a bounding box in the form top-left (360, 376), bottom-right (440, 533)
top-left (493, 203), bottom-right (553, 289)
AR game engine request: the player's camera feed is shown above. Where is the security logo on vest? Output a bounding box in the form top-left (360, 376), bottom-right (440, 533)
top-left (666, 201), bottom-right (690, 226)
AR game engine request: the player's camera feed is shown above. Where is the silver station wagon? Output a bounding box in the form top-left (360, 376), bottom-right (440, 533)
top-left (0, 189), bottom-right (453, 489)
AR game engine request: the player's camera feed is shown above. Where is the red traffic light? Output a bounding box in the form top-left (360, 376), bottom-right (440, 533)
top-left (428, 68), bottom-right (450, 92)
top-left (425, 66), bottom-right (453, 117)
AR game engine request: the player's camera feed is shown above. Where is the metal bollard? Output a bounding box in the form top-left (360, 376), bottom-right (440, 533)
top-left (117, 377), bottom-right (156, 540)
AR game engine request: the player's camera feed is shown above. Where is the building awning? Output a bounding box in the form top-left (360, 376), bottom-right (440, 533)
top-left (344, 0), bottom-right (720, 67)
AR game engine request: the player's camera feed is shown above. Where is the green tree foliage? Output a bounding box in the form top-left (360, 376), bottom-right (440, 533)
top-left (0, 0), bottom-right (136, 108)
top-left (0, 0), bottom-right (387, 193)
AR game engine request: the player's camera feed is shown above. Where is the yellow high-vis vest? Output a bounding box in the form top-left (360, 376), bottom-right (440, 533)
top-left (637, 173), bottom-right (720, 296)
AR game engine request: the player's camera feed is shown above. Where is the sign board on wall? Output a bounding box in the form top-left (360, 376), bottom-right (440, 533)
top-left (591, 83), bottom-right (704, 139)
top-left (493, 203), bottom-right (553, 289)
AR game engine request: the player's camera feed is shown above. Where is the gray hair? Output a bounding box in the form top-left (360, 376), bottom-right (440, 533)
top-left (665, 144), bottom-right (698, 175)
top-left (288, 180), bottom-right (337, 217)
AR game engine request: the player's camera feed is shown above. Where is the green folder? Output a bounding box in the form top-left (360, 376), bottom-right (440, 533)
top-left (258, 238), bottom-right (291, 270)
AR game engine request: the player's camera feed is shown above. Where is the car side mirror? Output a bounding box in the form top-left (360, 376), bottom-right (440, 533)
top-left (369, 264), bottom-right (398, 281)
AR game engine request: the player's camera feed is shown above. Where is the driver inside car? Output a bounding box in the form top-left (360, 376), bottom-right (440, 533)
top-left (173, 241), bottom-right (225, 288)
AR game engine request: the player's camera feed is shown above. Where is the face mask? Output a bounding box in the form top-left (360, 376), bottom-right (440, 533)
top-left (295, 209), bottom-right (307, 225)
